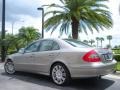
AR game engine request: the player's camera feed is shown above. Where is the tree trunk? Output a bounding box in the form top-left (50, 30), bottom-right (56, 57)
top-left (15, 45), bottom-right (19, 51)
top-left (71, 17), bottom-right (79, 39)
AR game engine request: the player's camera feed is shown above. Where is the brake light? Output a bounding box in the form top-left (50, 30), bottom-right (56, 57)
top-left (83, 50), bottom-right (101, 62)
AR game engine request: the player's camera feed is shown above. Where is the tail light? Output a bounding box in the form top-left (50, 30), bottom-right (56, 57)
top-left (83, 50), bottom-right (101, 62)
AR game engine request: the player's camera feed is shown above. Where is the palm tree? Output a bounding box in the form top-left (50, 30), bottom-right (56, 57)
top-left (0, 27), bottom-right (42, 59)
top-left (96, 37), bottom-right (100, 47)
top-left (107, 35), bottom-right (112, 47)
top-left (19, 27), bottom-right (41, 45)
top-left (89, 39), bottom-right (95, 46)
top-left (44, 0), bottom-right (112, 39)
top-left (99, 37), bottom-right (104, 48)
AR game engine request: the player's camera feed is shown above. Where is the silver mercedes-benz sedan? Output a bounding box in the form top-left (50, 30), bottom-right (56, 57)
top-left (4, 38), bottom-right (116, 85)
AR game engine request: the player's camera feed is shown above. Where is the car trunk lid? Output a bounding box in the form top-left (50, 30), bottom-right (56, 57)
top-left (95, 48), bottom-right (113, 63)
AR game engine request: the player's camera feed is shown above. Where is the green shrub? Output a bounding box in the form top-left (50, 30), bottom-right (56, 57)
top-left (114, 54), bottom-right (120, 62)
top-left (8, 50), bottom-right (17, 55)
top-left (115, 62), bottom-right (120, 71)
top-left (112, 49), bottom-right (120, 54)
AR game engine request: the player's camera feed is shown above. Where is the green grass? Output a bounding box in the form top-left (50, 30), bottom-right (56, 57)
top-left (115, 62), bottom-right (120, 71)
top-left (112, 49), bottom-right (120, 54)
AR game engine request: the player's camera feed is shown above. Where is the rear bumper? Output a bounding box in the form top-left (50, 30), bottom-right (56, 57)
top-left (69, 60), bottom-right (117, 78)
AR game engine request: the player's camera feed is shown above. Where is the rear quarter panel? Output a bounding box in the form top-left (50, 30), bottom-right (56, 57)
top-left (54, 48), bottom-right (93, 69)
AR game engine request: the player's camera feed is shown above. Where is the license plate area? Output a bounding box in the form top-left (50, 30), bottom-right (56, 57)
top-left (102, 53), bottom-right (113, 61)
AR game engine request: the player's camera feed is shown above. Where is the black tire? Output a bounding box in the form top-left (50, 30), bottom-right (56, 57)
top-left (92, 76), bottom-right (102, 80)
top-left (51, 63), bottom-right (71, 86)
top-left (4, 61), bottom-right (16, 74)
top-left (98, 76), bottom-right (102, 79)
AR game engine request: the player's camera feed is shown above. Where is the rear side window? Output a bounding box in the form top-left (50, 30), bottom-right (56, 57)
top-left (39, 40), bottom-right (53, 51)
top-left (52, 41), bottom-right (60, 50)
top-left (39, 40), bottom-right (60, 51)
top-left (64, 39), bottom-right (92, 48)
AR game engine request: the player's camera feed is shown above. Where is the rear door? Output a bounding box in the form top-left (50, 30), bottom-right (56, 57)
top-left (33, 40), bottom-right (60, 73)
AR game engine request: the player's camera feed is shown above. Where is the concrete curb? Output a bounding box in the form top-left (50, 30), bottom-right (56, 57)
top-left (113, 71), bottom-right (120, 76)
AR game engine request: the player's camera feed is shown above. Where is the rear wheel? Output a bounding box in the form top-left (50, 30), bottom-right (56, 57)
top-left (4, 61), bottom-right (16, 74)
top-left (51, 63), bottom-right (70, 85)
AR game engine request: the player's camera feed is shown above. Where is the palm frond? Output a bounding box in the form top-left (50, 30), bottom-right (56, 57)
top-left (92, 4), bottom-right (109, 9)
top-left (59, 0), bottom-right (65, 4)
top-left (59, 20), bottom-right (70, 35)
top-left (44, 11), bottom-right (66, 17)
top-left (43, 3), bottom-right (69, 12)
top-left (44, 0), bottom-right (112, 38)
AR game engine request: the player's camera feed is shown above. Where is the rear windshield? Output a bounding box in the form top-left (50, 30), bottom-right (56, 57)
top-left (64, 39), bottom-right (92, 48)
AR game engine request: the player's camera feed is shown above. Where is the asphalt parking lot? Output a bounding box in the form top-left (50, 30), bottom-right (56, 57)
top-left (0, 63), bottom-right (120, 90)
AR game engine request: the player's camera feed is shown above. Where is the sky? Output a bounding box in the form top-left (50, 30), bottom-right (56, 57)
top-left (0, 0), bottom-right (120, 47)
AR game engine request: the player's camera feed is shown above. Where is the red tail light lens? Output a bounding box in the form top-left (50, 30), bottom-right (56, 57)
top-left (83, 50), bottom-right (101, 62)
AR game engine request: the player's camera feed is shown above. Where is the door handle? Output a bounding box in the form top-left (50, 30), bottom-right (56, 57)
top-left (49, 53), bottom-right (54, 56)
top-left (30, 56), bottom-right (33, 58)
top-left (30, 54), bottom-right (35, 57)
top-left (30, 55), bottom-right (34, 57)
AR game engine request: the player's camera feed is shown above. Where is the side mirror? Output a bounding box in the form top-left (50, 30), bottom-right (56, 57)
top-left (18, 48), bottom-right (25, 54)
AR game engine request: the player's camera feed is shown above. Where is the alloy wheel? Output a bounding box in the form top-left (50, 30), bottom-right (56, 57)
top-left (4, 61), bottom-right (15, 74)
top-left (51, 63), bottom-right (70, 85)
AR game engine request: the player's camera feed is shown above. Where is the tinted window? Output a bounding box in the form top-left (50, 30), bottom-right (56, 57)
top-left (40, 40), bottom-right (53, 51)
top-left (52, 41), bottom-right (60, 50)
top-left (25, 41), bottom-right (40, 53)
top-left (64, 39), bottom-right (92, 48)
top-left (39, 40), bottom-right (60, 51)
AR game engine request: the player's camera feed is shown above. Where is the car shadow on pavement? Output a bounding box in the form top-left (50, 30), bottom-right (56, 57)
top-left (1, 71), bottom-right (115, 90)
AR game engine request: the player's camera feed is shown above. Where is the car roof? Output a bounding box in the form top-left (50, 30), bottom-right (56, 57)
top-left (36, 38), bottom-right (73, 48)
top-left (63, 39), bottom-right (92, 47)
top-left (33, 38), bottom-right (92, 49)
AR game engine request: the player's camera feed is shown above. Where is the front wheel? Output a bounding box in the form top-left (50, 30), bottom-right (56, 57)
top-left (51, 63), bottom-right (70, 86)
top-left (4, 61), bottom-right (16, 74)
